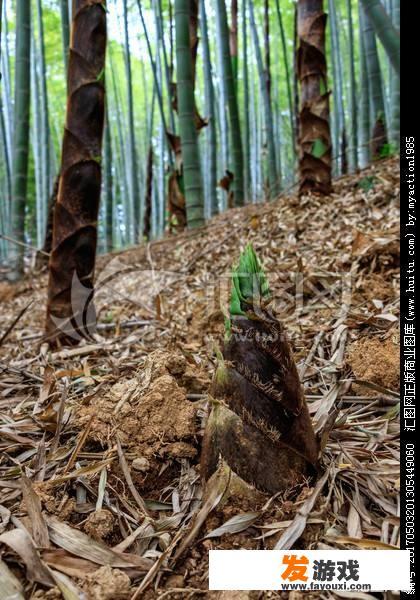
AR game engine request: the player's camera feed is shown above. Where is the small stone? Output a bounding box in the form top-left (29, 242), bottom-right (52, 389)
top-left (132, 457), bottom-right (150, 472)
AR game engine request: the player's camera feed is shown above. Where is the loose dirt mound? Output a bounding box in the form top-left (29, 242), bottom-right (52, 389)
top-left (77, 350), bottom-right (206, 459)
top-left (347, 334), bottom-right (400, 395)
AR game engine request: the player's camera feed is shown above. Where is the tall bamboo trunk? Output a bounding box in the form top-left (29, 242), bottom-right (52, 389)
top-left (0, 0), bottom-right (11, 234)
top-left (104, 103), bottom-right (113, 251)
top-left (358, 5), bottom-right (370, 168)
top-left (36, 0), bottom-right (52, 236)
top-left (200, 0), bottom-right (218, 216)
top-left (60, 0), bottom-right (70, 72)
top-left (328, 0), bottom-right (346, 175)
top-left (1, 5), bottom-right (13, 170)
top-left (297, 0), bottom-right (332, 195)
top-left (346, 0), bottom-right (358, 171)
top-left (241, 0), bottom-right (250, 199)
top-left (229, 0), bottom-right (238, 87)
top-left (109, 47), bottom-right (130, 245)
top-left (153, 0), bottom-right (175, 133)
top-left (389, 0), bottom-right (399, 148)
top-left (0, 100), bottom-right (11, 232)
top-left (360, 1), bottom-right (387, 159)
top-left (248, 0), bottom-right (279, 199)
top-left (215, 0), bottom-right (244, 207)
top-left (9, 0), bottom-right (31, 280)
top-left (143, 144), bottom-right (153, 241)
top-left (0, 0), bottom-right (3, 67)
top-left (46, 0), bottom-right (106, 344)
top-left (174, 0), bottom-right (205, 228)
top-left (123, 0), bottom-right (140, 242)
top-left (31, 32), bottom-right (43, 248)
top-left (360, 0), bottom-right (399, 75)
top-left (275, 0), bottom-right (296, 167)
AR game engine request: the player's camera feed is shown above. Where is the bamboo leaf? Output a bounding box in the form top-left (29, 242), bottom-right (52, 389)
top-left (0, 559), bottom-right (25, 600)
top-left (203, 511), bottom-right (260, 539)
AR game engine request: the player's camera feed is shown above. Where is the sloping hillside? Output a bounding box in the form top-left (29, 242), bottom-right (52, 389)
top-left (0, 158), bottom-right (400, 599)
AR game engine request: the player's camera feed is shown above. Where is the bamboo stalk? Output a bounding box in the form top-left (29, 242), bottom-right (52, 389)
top-left (9, 0), bottom-right (31, 280)
top-left (174, 0), bottom-right (205, 228)
top-left (215, 0), bottom-right (244, 207)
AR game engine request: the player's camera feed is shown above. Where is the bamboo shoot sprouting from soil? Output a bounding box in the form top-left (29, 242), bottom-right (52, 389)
top-left (46, 0), bottom-right (106, 344)
top-left (202, 245), bottom-right (319, 494)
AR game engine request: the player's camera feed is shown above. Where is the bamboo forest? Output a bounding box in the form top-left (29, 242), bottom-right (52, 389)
top-left (0, 0), bottom-right (402, 598)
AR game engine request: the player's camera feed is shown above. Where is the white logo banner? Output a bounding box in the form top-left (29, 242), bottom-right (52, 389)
top-left (209, 550), bottom-right (412, 592)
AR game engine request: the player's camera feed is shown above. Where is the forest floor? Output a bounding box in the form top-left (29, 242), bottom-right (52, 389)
top-left (0, 157), bottom-right (400, 600)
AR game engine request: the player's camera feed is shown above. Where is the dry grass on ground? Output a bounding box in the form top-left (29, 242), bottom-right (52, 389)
top-left (0, 158), bottom-right (400, 599)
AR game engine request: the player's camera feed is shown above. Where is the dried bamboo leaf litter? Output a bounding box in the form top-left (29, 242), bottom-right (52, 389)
top-left (0, 158), bottom-right (400, 598)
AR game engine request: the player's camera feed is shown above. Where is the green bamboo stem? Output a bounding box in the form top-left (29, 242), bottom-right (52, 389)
top-left (174, 0), bottom-right (205, 228)
top-left (200, 0), bottom-right (218, 216)
top-left (36, 0), bottom-right (52, 231)
top-left (241, 0), bottom-right (250, 199)
top-left (328, 0), bottom-right (346, 174)
top-left (360, 0), bottom-right (399, 75)
top-left (360, 1), bottom-right (387, 142)
top-left (9, 0), bottom-right (31, 279)
top-left (109, 46), bottom-right (130, 246)
top-left (346, 0), bottom-right (358, 171)
top-left (389, 0), bottom-right (399, 147)
top-left (31, 32), bottom-right (43, 247)
top-left (358, 4), bottom-right (371, 167)
top-left (123, 0), bottom-right (140, 242)
top-left (60, 0), bottom-right (70, 72)
top-left (248, 0), bottom-right (279, 198)
top-left (153, 0), bottom-right (176, 133)
top-left (104, 103), bottom-right (113, 251)
top-left (215, 0), bottom-right (244, 206)
top-left (275, 0), bottom-right (296, 165)
top-left (1, 4), bottom-right (13, 169)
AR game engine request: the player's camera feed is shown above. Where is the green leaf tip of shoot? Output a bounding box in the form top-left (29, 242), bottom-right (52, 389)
top-left (226, 244), bottom-right (270, 335)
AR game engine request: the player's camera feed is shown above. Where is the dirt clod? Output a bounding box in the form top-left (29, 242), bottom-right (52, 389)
top-left (77, 351), bottom-right (198, 459)
top-left (347, 334), bottom-right (399, 395)
top-left (132, 457), bottom-right (150, 472)
top-left (83, 509), bottom-right (115, 541)
top-left (82, 566), bottom-right (131, 600)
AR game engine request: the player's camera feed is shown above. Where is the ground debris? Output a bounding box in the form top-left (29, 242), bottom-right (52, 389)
top-left (81, 565), bottom-right (131, 600)
top-left (0, 157), bottom-right (400, 598)
top-left (347, 334), bottom-right (400, 396)
top-left (76, 350), bottom-right (199, 459)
